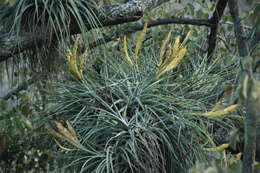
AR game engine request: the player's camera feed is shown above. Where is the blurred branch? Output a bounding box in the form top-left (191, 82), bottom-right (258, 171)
top-left (228, 1), bottom-right (257, 173)
top-left (0, 77), bottom-right (35, 100)
top-left (207, 0), bottom-right (229, 60)
top-left (253, 59), bottom-right (260, 72)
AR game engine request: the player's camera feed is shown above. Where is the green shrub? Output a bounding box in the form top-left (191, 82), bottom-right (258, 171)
top-left (0, 95), bottom-right (55, 173)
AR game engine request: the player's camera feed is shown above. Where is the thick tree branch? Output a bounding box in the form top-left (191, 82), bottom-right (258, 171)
top-left (207, 0), bottom-right (229, 60)
top-left (0, 0), bottom-right (169, 62)
top-left (0, 32), bottom-right (49, 62)
top-left (228, 1), bottom-right (249, 57)
top-left (228, 1), bottom-right (257, 173)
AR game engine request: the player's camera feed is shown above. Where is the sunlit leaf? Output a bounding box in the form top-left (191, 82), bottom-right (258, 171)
top-left (204, 143), bottom-right (229, 152)
top-left (134, 22), bottom-right (148, 67)
top-left (123, 35), bottom-right (134, 66)
top-left (193, 104), bottom-right (238, 117)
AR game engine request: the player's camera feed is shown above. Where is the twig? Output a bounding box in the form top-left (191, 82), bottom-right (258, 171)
top-left (220, 21), bottom-right (253, 30)
top-left (207, 0), bottom-right (229, 61)
top-left (249, 27), bottom-right (260, 54)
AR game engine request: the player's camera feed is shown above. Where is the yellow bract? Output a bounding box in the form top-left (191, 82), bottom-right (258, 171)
top-left (193, 104), bottom-right (238, 117)
top-left (123, 35), bottom-right (134, 66)
top-left (67, 36), bottom-right (88, 80)
top-left (156, 31), bottom-right (191, 78)
top-left (211, 100), bottom-right (223, 112)
top-left (123, 22), bottom-right (148, 68)
top-left (228, 152), bottom-right (242, 165)
top-left (203, 143), bottom-right (230, 152)
top-left (45, 120), bottom-right (80, 151)
top-left (134, 22), bottom-right (148, 67)
top-left (159, 31), bottom-right (172, 60)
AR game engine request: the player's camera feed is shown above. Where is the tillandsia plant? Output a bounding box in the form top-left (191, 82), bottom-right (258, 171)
top-left (1, 0), bottom-right (100, 37)
top-left (0, 0), bottom-right (101, 73)
top-left (45, 25), bottom-right (240, 173)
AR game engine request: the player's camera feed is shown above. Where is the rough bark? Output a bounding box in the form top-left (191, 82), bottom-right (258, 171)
top-left (228, 0), bottom-right (257, 173)
top-left (207, 0), bottom-right (229, 60)
top-left (228, 0), bottom-right (249, 57)
top-left (0, 0), bottom-right (170, 62)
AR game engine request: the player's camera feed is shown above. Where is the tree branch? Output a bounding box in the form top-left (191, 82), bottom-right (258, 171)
top-left (89, 17), bottom-right (212, 49)
top-left (1, 16), bottom-right (212, 100)
top-left (0, 0), bottom-right (169, 62)
top-left (207, 0), bottom-right (229, 60)
top-left (228, 1), bottom-right (249, 57)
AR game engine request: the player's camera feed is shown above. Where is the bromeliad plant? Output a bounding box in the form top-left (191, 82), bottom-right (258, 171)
top-left (0, 0), bottom-right (101, 73)
top-left (45, 24), bottom-right (240, 173)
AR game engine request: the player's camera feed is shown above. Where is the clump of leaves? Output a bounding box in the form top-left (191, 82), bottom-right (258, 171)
top-left (45, 26), bottom-right (239, 172)
top-left (1, 0), bottom-right (99, 36)
top-left (0, 0), bottom-right (101, 73)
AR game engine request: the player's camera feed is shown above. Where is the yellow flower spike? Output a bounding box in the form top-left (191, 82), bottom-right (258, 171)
top-left (160, 32), bottom-right (172, 59)
top-left (134, 22), bottom-right (148, 67)
top-left (156, 32), bottom-right (190, 78)
top-left (193, 104), bottom-right (238, 117)
top-left (158, 32), bottom-right (172, 68)
top-left (156, 47), bottom-right (187, 78)
top-left (204, 143), bottom-right (230, 152)
top-left (171, 36), bottom-right (181, 56)
top-left (72, 37), bottom-right (80, 57)
top-left (55, 120), bottom-right (80, 145)
top-left (211, 99), bottom-right (223, 112)
top-left (169, 47), bottom-right (187, 67)
top-left (67, 36), bottom-right (84, 80)
top-left (123, 35), bottom-right (134, 66)
top-left (66, 120), bottom-right (77, 138)
top-left (180, 31), bottom-right (191, 48)
top-left (45, 124), bottom-right (66, 141)
top-left (78, 48), bottom-right (89, 79)
top-left (158, 36), bottom-right (181, 71)
top-left (55, 120), bottom-right (71, 137)
top-left (46, 120), bottom-right (80, 146)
